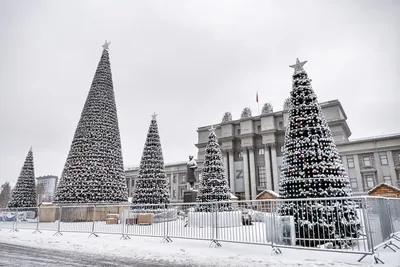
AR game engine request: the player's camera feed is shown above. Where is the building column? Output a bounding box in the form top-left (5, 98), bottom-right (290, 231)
top-left (373, 152), bottom-right (383, 184)
top-left (228, 149), bottom-right (235, 193)
top-left (353, 154), bottom-right (363, 191)
top-left (128, 177), bottom-right (133, 197)
top-left (242, 148), bottom-right (251, 200)
top-left (248, 147), bottom-right (257, 200)
top-left (222, 149), bottom-right (229, 185)
top-left (264, 144), bottom-right (273, 191)
top-left (387, 151), bottom-right (398, 185)
top-left (270, 143), bottom-right (279, 192)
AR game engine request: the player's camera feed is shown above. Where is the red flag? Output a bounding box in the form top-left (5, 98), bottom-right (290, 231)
top-left (256, 91), bottom-right (259, 103)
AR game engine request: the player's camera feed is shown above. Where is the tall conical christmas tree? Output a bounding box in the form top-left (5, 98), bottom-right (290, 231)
top-left (196, 126), bottom-right (232, 212)
top-left (8, 148), bottom-right (37, 208)
top-left (132, 113), bottom-right (169, 207)
top-left (54, 41), bottom-right (128, 203)
top-left (278, 58), bottom-right (360, 247)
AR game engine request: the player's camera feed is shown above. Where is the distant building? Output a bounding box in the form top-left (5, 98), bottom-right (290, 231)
top-left (36, 175), bottom-right (58, 203)
top-left (125, 99), bottom-right (400, 201)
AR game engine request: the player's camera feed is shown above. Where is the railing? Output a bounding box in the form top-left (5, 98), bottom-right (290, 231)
top-left (0, 197), bottom-right (399, 264)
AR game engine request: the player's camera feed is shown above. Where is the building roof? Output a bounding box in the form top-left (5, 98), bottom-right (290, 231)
top-left (344, 133), bottom-right (400, 145)
top-left (255, 190), bottom-right (279, 199)
top-left (197, 99), bottom-right (346, 131)
top-left (368, 182), bottom-right (400, 194)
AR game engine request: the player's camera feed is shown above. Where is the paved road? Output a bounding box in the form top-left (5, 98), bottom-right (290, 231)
top-left (0, 242), bottom-right (190, 267)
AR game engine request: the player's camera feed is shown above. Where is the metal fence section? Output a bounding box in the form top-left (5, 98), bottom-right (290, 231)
top-left (59, 205), bottom-right (95, 235)
top-left (3, 197), bottom-right (399, 264)
top-left (166, 203), bottom-right (214, 242)
top-left (0, 207), bottom-right (17, 231)
top-left (14, 207), bottom-right (38, 231)
top-left (387, 198), bottom-right (400, 240)
top-left (122, 203), bottom-right (166, 239)
top-left (36, 205), bottom-right (61, 233)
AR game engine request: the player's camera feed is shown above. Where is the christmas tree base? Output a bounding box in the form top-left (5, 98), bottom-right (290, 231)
top-left (183, 190), bottom-right (198, 203)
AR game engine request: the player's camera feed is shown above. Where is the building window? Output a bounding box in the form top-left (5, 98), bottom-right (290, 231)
top-left (238, 152), bottom-right (243, 158)
top-left (173, 190), bottom-right (176, 198)
top-left (237, 129), bottom-right (241, 135)
top-left (278, 121), bottom-right (283, 129)
top-left (397, 171), bottom-right (400, 187)
top-left (380, 155), bottom-right (388, 165)
top-left (173, 175), bottom-right (176, 183)
top-left (180, 174), bottom-right (186, 184)
top-left (258, 148), bottom-right (265, 155)
top-left (179, 187), bottom-right (185, 198)
top-left (257, 125), bottom-right (261, 133)
top-left (363, 156), bottom-right (371, 167)
top-left (350, 178), bottom-right (358, 189)
top-left (257, 166), bottom-right (267, 187)
top-left (347, 157), bottom-right (355, 168)
top-left (364, 174), bottom-right (374, 189)
top-left (383, 176), bottom-right (392, 185)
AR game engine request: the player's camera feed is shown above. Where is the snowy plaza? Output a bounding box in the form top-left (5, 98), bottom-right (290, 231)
top-left (1, 1), bottom-right (400, 266)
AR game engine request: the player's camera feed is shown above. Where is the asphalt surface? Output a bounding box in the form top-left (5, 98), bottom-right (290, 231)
top-left (0, 242), bottom-right (189, 267)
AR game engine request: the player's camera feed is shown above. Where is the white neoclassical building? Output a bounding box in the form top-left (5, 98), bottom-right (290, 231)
top-left (125, 99), bottom-right (400, 201)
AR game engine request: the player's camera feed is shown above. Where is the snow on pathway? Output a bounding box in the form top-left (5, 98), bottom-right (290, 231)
top-left (0, 229), bottom-right (399, 266)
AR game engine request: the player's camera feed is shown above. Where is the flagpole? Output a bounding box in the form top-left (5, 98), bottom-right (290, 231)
top-left (256, 90), bottom-right (260, 115)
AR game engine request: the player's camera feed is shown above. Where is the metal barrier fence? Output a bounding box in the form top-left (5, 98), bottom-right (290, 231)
top-left (1, 196), bottom-right (399, 264)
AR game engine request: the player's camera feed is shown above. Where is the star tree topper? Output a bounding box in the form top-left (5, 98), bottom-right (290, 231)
top-left (102, 40), bottom-right (111, 50)
top-left (151, 112), bottom-right (158, 120)
top-left (208, 125), bottom-right (216, 133)
top-left (289, 58), bottom-right (307, 74)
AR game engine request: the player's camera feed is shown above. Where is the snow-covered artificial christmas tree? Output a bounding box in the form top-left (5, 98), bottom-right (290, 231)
top-left (196, 126), bottom-right (232, 212)
top-left (8, 148), bottom-right (37, 208)
top-left (278, 58), bottom-right (360, 247)
top-left (54, 41), bottom-right (128, 204)
top-left (131, 113), bottom-right (170, 207)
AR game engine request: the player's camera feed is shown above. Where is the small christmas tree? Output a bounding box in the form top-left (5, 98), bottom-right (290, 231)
top-left (8, 148), bottom-right (37, 209)
top-left (54, 41), bottom-right (128, 204)
top-left (279, 58), bottom-right (360, 247)
top-left (196, 126), bottom-right (232, 212)
top-left (0, 182), bottom-right (11, 208)
top-left (131, 113), bottom-right (169, 207)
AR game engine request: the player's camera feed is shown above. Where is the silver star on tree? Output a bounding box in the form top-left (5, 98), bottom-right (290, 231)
top-left (289, 58), bottom-right (307, 74)
top-left (102, 40), bottom-right (111, 50)
top-left (208, 125), bottom-right (216, 133)
top-left (152, 112), bottom-right (158, 120)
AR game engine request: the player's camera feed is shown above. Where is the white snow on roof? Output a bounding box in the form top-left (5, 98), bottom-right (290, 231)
top-left (255, 190), bottom-right (279, 199)
top-left (368, 182), bottom-right (400, 194)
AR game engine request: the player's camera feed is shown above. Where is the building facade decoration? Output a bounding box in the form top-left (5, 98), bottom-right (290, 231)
top-left (240, 107), bottom-right (252, 119)
top-left (222, 112), bottom-right (233, 122)
top-left (283, 97), bottom-right (291, 111)
top-left (261, 102), bottom-right (273, 114)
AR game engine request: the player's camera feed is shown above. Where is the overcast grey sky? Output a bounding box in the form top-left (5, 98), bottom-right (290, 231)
top-left (0, 0), bottom-right (399, 186)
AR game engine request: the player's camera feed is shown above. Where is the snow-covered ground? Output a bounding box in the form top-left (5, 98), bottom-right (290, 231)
top-left (1, 229), bottom-right (399, 267)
